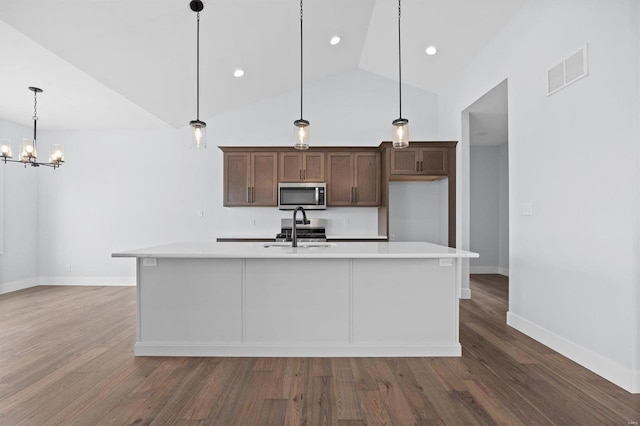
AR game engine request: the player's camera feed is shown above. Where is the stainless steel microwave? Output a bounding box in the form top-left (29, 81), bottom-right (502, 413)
top-left (278, 182), bottom-right (326, 210)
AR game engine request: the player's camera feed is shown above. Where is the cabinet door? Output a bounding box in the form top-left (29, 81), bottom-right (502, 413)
top-left (224, 152), bottom-right (251, 206)
top-left (326, 153), bottom-right (354, 206)
top-left (302, 153), bottom-right (325, 182)
top-left (390, 148), bottom-right (420, 175)
top-left (354, 152), bottom-right (380, 206)
top-left (251, 152), bottom-right (278, 206)
top-left (420, 148), bottom-right (448, 175)
top-left (279, 152), bottom-right (303, 182)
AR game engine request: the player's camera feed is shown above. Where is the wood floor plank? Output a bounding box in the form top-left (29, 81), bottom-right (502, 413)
top-left (0, 279), bottom-right (639, 425)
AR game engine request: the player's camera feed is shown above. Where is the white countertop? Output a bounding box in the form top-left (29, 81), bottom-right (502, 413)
top-left (215, 234), bottom-right (388, 240)
top-left (113, 241), bottom-right (478, 259)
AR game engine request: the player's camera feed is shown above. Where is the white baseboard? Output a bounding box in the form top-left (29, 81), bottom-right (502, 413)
top-left (460, 288), bottom-right (471, 299)
top-left (1, 276), bottom-right (135, 294)
top-left (39, 276), bottom-right (135, 286)
top-left (470, 266), bottom-right (509, 276)
top-left (0, 278), bottom-right (39, 295)
top-left (470, 266), bottom-right (499, 274)
top-left (507, 311), bottom-right (639, 394)
top-left (134, 342), bottom-right (462, 357)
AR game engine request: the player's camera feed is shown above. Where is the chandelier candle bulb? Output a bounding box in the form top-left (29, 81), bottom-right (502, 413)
top-left (22, 138), bottom-right (36, 158)
top-left (0, 139), bottom-right (11, 159)
top-left (49, 144), bottom-right (64, 164)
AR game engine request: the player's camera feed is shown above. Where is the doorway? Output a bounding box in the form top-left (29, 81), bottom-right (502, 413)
top-left (466, 80), bottom-right (509, 280)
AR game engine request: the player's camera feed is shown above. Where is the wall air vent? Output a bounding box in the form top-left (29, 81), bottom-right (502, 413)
top-left (547, 45), bottom-right (589, 96)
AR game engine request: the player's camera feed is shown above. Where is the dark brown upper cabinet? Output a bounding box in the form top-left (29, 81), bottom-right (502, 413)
top-left (223, 151), bottom-right (277, 206)
top-left (278, 152), bottom-right (325, 182)
top-left (327, 151), bottom-right (380, 207)
top-left (390, 147), bottom-right (448, 176)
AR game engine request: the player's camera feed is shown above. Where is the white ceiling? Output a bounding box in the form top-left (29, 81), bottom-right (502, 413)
top-left (0, 0), bottom-right (525, 131)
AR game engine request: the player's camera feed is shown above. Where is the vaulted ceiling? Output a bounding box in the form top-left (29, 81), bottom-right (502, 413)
top-left (0, 0), bottom-right (525, 130)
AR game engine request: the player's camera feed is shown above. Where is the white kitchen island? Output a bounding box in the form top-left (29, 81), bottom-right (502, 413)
top-left (113, 242), bottom-right (478, 357)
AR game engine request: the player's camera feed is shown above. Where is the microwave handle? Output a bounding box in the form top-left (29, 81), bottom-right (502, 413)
top-left (315, 187), bottom-right (319, 203)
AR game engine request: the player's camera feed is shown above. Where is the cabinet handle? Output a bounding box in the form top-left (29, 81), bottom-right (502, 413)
top-left (354, 187), bottom-right (358, 204)
top-left (251, 187), bottom-right (254, 203)
top-left (351, 187), bottom-right (354, 203)
top-left (299, 169), bottom-right (302, 180)
top-left (416, 161), bottom-right (420, 172)
top-left (247, 187), bottom-right (251, 203)
top-left (303, 169), bottom-right (306, 180)
top-left (419, 161), bottom-right (423, 172)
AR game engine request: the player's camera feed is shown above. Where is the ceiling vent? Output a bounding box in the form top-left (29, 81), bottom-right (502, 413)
top-left (547, 45), bottom-right (589, 96)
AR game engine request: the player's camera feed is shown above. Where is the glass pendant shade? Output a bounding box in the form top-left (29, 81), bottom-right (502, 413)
top-left (392, 118), bottom-right (409, 149)
top-left (21, 138), bottom-right (36, 162)
top-left (190, 120), bottom-right (207, 149)
top-left (0, 139), bottom-right (12, 159)
top-left (294, 119), bottom-right (309, 150)
top-left (49, 144), bottom-right (64, 165)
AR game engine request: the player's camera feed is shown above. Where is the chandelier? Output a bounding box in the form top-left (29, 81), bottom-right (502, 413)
top-left (0, 86), bottom-right (64, 169)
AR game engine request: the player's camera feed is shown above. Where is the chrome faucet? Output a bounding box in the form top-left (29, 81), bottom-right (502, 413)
top-left (291, 206), bottom-right (310, 247)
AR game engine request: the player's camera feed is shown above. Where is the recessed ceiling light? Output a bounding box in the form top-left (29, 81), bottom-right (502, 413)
top-left (233, 69), bottom-right (245, 78)
top-left (330, 36), bottom-right (341, 46)
top-left (425, 46), bottom-right (438, 56)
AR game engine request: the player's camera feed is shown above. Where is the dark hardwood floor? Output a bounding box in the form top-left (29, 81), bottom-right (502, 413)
top-left (0, 275), bottom-right (638, 425)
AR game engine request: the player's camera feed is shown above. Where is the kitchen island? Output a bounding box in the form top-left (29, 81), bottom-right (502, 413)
top-left (113, 242), bottom-right (477, 357)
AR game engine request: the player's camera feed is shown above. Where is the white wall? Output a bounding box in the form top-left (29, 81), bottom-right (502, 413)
top-left (469, 146), bottom-right (499, 271)
top-left (439, 0), bottom-right (639, 393)
top-left (388, 180), bottom-right (448, 244)
top-left (32, 70), bottom-right (438, 283)
top-left (0, 119), bottom-right (40, 293)
top-left (469, 144), bottom-right (509, 275)
top-left (497, 143), bottom-right (509, 275)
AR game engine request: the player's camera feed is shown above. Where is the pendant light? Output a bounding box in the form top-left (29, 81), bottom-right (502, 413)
top-left (293, 0), bottom-right (309, 150)
top-left (392, 0), bottom-right (409, 149)
top-left (0, 86), bottom-right (64, 169)
top-left (189, 0), bottom-right (206, 149)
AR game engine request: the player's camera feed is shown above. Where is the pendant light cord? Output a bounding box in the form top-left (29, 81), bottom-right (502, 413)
top-left (397, 0), bottom-right (402, 119)
top-left (299, 0), bottom-right (304, 121)
top-left (196, 11), bottom-right (201, 121)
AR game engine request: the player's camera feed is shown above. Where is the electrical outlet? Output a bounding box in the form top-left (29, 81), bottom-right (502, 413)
top-left (197, 210), bottom-right (204, 218)
top-left (142, 258), bottom-right (157, 267)
top-left (250, 219), bottom-right (256, 227)
top-left (389, 234), bottom-right (395, 241)
top-left (439, 258), bottom-right (454, 267)
top-left (520, 203), bottom-right (534, 216)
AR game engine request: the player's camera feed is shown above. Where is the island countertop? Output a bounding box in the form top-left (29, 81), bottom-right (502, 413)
top-left (112, 241), bottom-right (478, 259)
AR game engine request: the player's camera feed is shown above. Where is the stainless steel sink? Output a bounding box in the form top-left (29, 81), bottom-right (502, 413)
top-left (263, 242), bottom-right (337, 249)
